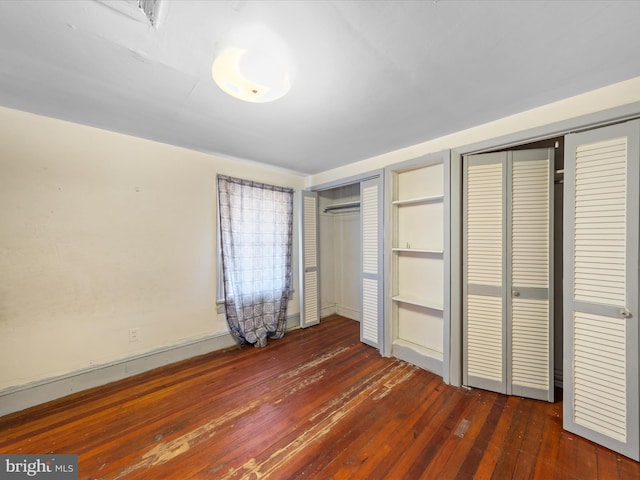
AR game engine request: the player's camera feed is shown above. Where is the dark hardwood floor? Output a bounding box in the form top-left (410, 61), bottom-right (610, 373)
top-left (1, 315), bottom-right (639, 479)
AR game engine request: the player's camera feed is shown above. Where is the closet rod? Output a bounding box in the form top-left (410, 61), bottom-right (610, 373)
top-left (323, 201), bottom-right (360, 213)
top-left (554, 169), bottom-right (564, 184)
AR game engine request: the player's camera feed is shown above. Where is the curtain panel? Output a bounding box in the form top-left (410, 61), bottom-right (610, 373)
top-left (217, 175), bottom-right (294, 347)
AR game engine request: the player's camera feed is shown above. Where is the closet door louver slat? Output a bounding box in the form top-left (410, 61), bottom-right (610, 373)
top-left (362, 278), bottom-right (378, 344)
top-left (574, 137), bottom-right (627, 306)
top-left (512, 159), bottom-right (549, 288)
top-left (362, 185), bottom-right (378, 276)
top-left (574, 312), bottom-right (626, 442)
top-left (466, 162), bottom-right (503, 287)
top-left (303, 271), bottom-right (318, 325)
top-left (511, 298), bottom-right (549, 391)
top-left (467, 294), bottom-right (503, 383)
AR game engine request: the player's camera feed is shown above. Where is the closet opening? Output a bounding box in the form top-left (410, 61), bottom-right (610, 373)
top-left (461, 136), bottom-right (563, 402)
top-left (495, 137), bottom-right (565, 391)
top-left (450, 111), bottom-right (640, 458)
top-left (318, 183), bottom-right (361, 322)
top-left (301, 171), bottom-right (384, 350)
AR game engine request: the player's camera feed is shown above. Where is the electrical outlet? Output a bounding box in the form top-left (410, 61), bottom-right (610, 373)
top-left (128, 328), bottom-right (139, 342)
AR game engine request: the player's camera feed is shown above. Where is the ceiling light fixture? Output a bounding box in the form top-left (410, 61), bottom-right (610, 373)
top-left (211, 24), bottom-right (292, 103)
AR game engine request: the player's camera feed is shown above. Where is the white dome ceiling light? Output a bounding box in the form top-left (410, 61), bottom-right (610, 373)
top-left (212, 24), bottom-right (292, 103)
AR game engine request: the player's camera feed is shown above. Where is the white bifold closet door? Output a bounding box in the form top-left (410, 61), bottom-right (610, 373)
top-left (300, 190), bottom-right (319, 327)
top-left (563, 119), bottom-right (639, 460)
top-left (360, 177), bottom-right (383, 348)
top-left (464, 148), bottom-right (554, 402)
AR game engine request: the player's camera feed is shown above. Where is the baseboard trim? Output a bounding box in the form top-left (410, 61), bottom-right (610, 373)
top-left (320, 304), bottom-right (337, 318)
top-left (0, 313), bottom-right (300, 417)
top-left (392, 339), bottom-right (443, 377)
top-left (336, 305), bottom-right (360, 321)
top-left (321, 304), bottom-right (360, 321)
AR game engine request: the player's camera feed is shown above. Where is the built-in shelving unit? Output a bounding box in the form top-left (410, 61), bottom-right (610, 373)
top-left (385, 152), bottom-right (450, 378)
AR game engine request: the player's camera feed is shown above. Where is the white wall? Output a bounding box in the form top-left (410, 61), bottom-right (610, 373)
top-left (318, 209), bottom-right (336, 318)
top-left (0, 106), bottom-right (304, 391)
top-left (334, 211), bottom-right (360, 320)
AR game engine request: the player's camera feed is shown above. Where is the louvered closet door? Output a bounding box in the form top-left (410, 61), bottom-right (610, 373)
top-left (360, 177), bottom-right (383, 348)
top-left (300, 190), bottom-right (319, 327)
top-left (564, 120), bottom-right (639, 460)
top-left (464, 152), bottom-right (507, 393)
top-left (464, 149), bottom-right (553, 400)
top-left (510, 149), bottom-right (554, 402)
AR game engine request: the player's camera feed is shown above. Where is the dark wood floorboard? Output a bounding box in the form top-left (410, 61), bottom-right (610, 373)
top-left (1, 315), bottom-right (639, 479)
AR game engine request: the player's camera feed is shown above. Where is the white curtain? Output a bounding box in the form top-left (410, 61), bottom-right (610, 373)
top-left (217, 175), bottom-right (293, 347)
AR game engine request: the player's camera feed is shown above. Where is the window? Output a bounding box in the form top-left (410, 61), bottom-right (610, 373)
top-left (216, 175), bottom-right (294, 347)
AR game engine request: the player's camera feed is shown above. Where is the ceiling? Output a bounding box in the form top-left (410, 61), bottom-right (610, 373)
top-left (1, 0), bottom-right (640, 175)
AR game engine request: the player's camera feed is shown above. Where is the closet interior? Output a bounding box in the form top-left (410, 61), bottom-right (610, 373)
top-left (318, 183), bottom-right (361, 322)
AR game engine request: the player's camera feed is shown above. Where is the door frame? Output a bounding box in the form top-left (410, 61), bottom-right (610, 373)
top-left (449, 101), bottom-right (640, 387)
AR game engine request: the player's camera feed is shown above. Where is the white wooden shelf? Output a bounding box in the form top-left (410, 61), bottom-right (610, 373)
top-left (392, 248), bottom-right (443, 254)
top-left (392, 295), bottom-right (443, 311)
top-left (392, 194), bottom-right (444, 206)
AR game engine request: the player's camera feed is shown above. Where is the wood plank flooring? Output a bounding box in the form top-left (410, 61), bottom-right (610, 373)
top-left (1, 315), bottom-right (639, 479)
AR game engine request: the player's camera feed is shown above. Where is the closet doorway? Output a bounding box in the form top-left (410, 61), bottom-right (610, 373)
top-left (462, 138), bottom-right (563, 402)
top-left (451, 110), bottom-right (640, 460)
top-left (300, 173), bottom-right (384, 350)
top-left (318, 183), bottom-right (361, 322)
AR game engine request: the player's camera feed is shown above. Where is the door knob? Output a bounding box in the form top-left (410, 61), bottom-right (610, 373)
top-left (512, 290), bottom-right (520, 297)
top-left (620, 309), bottom-right (632, 318)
